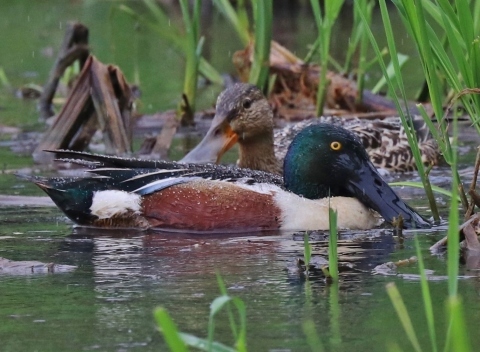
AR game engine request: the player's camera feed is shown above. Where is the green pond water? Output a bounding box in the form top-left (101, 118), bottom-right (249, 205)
top-left (1, 1), bottom-right (480, 351)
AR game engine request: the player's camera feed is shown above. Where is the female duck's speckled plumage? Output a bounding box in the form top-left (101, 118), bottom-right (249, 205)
top-left (182, 83), bottom-right (440, 174)
top-left (26, 124), bottom-right (430, 232)
top-left (274, 116), bottom-right (439, 173)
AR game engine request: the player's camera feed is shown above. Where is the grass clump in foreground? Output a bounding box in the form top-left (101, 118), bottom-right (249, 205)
top-left (155, 274), bottom-right (246, 352)
top-left (356, 1), bottom-right (475, 348)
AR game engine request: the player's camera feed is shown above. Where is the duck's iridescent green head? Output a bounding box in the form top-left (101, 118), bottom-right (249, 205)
top-left (284, 123), bottom-right (430, 229)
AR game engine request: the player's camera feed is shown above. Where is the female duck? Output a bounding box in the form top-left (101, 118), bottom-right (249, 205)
top-left (181, 83), bottom-right (439, 174)
top-left (29, 124), bottom-right (429, 232)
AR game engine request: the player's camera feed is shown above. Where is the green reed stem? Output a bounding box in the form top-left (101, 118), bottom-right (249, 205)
top-left (303, 320), bottom-right (325, 352)
top-left (310, 0), bottom-right (345, 116)
top-left (386, 283), bottom-right (422, 352)
top-left (328, 282), bottom-right (341, 348)
top-left (212, 0), bottom-right (250, 45)
top-left (117, 1), bottom-right (222, 85)
top-left (178, 0), bottom-right (202, 125)
top-left (354, 0), bottom-right (373, 104)
top-left (414, 236), bottom-right (437, 352)
top-left (446, 296), bottom-right (471, 352)
top-left (216, 274), bottom-right (238, 340)
top-left (303, 232), bottom-right (312, 275)
top-left (392, 0), bottom-right (479, 200)
top-left (248, 0), bottom-right (272, 92)
top-left (446, 116), bottom-right (459, 299)
top-left (328, 207), bottom-right (338, 281)
top-left (0, 67), bottom-right (12, 90)
top-left (357, 0), bottom-right (439, 221)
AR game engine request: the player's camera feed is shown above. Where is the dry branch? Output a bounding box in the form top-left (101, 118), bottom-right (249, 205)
top-left (38, 22), bottom-right (89, 121)
top-left (33, 55), bottom-right (134, 164)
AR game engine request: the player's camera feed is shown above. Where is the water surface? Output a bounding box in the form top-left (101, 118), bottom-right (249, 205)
top-left (2, 1), bottom-right (480, 351)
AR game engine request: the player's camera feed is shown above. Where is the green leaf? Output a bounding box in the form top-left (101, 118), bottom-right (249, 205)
top-left (386, 283), bottom-right (422, 352)
top-left (388, 181), bottom-right (459, 201)
top-left (154, 307), bottom-right (189, 352)
top-left (446, 297), bottom-right (471, 352)
top-left (371, 53), bottom-right (409, 94)
top-left (179, 332), bottom-right (237, 352)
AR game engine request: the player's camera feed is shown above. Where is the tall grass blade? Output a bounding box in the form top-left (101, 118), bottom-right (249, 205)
top-left (386, 341), bottom-right (405, 352)
top-left (0, 67), bottom-right (11, 90)
top-left (389, 182), bottom-right (457, 200)
top-left (179, 332), bottom-right (237, 352)
top-left (371, 54), bottom-right (409, 95)
top-left (328, 207), bottom-right (338, 281)
top-left (354, 0), bottom-right (373, 104)
top-left (446, 116), bottom-right (459, 298)
top-left (304, 232), bottom-right (312, 275)
top-left (154, 307), bottom-right (189, 352)
top-left (212, 0), bottom-right (249, 45)
top-left (446, 296), bottom-right (471, 352)
top-left (302, 320), bottom-right (325, 352)
top-left (328, 282), bottom-right (341, 348)
top-left (178, 0), bottom-right (202, 125)
top-left (310, 0), bottom-right (345, 116)
top-left (357, 0), bottom-right (440, 220)
top-left (208, 295), bottom-right (247, 352)
top-left (215, 274), bottom-right (238, 340)
top-left (414, 236), bottom-right (437, 352)
top-left (386, 283), bottom-right (422, 352)
top-left (248, 0), bottom-right (272, 92)
top-left (116, 2), bottom-right (222, 85)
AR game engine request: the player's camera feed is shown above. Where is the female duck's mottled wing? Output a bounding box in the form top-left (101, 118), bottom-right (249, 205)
top-left (274, 115), bottom-right (439, 172)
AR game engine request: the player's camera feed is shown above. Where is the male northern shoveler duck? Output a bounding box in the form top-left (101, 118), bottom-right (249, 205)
top-left (26, 123), bottom-right (429, 232)
top-left (181, 83), bottom-right (440, 174)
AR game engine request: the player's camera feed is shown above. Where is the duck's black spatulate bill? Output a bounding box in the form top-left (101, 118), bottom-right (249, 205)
top-left (346, 159), bottom-right (430, 229)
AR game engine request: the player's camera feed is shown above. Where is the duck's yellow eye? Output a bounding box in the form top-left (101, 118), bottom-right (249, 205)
top-left (330, 141), bottom-right (342, 151)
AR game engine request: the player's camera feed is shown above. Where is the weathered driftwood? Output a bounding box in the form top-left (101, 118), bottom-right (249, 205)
top-left (430, 213), bottom-right (480, 253)
top-left (137, 110), bottom-right (179, 159)
top-left (38, 22), bottom-right (90, 121)
top-left (33, 55), bottom-right (134, 164)
top-left (233, 41), bottom-right (419, 121)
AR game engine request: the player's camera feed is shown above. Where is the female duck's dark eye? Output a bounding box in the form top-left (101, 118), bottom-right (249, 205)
top-left (242, 99), bottom-right (252, 109)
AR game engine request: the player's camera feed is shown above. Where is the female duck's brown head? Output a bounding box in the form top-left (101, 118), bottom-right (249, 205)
top-left (181, 83), bottom-right (281, 174)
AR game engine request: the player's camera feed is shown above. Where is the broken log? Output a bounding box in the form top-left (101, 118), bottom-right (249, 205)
top-left (33, 55), bottom-right (134, 164)
top-left (233, 41), bottom-right (420, 121)
top-left (38, 22), bottom-right (90, 121)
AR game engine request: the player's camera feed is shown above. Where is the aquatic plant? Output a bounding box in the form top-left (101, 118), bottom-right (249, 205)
top-left (211, 0), bottom-right (249, 45)
top-left (388, 0), bottom-right (480, 211)
top-left (303, 232), bottom-right (312, 276)
top-left (356, 0), bottom-right (440, 221)
top-left (117, 0), bottom-right (223, 125)
top-left (0, 66), bottom-right (11, 90)
top-left (385, 89), bottom-right (471, 351)
top-left (327, 207), bottom-right (339, 281)
top-left (155, 274), bottom-right (247, 352)
top-left (309, 0), bottom-right (345, 116)
top-left (247, 0), bottom-right (272, 93)
top-left (212, 0), bottom-right (273, 92)
top-left (386, 178), bottom-right (468, 351)
top-left (350, 0), bottom-right (374, 104)
top-left (177, 0), bottom-right (203, 126)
